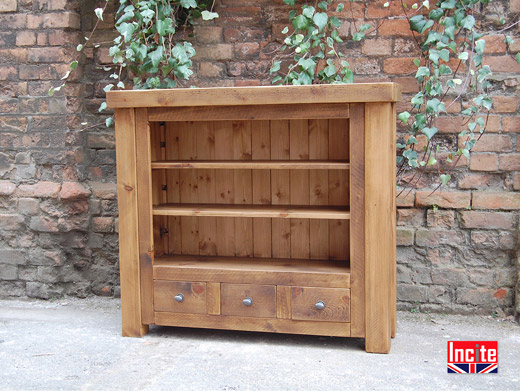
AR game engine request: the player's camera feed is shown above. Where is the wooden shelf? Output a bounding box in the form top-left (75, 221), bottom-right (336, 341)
top-left (154, 255), bottom-right (350, 288)
top-left (151, 160), bottom-right (350, 170)
top-left (152, 204), bottom-right (350, 219)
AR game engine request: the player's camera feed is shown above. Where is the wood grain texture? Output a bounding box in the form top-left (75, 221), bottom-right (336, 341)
top-left (153, 204), bottom-right (351, 219)
top-left (153, 280), bottom-right (207, 314)
top-left (154, 312), bottom-right (351, 337)
top-left (148, 103), bottom-right (350, 121)
top-left (309, 119), bottom-right (329, 260)
top-left (206, 282), bottom-right (221, 315)
top-left (221, 283), bottom-right (276, 318)
top-left (114, 108), bottom-right (148, 337)
top-left (135, 108), bottom-right (154, 325)
top-left (276, 285), bottom-right (292, 319)
top-left (151, 160), bottom-right (349, 170)
top-left (270, 120), bottom-right (291, 258)
top-left (165, 123), bottom-right (181, 255)
top-left (291, 286), bottom-right (350, 322)
top-left (364, 102), bottom-right (395, 354)
top-left (349, 103), bottom-right (366, 338)
top-left (252, 120), bottom-right (272, 258)
top-left (153, 255), bottom-right (351, 288)
top-left (107, 83), bottom-right (401, 108)
top-left (391, 103), bottom-right (397, 339)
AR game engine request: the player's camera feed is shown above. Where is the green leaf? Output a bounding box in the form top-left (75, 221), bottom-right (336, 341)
top-left (117, 81), bottom-right (125, 89)
top-left (352, 32), bottom-right (365, 42)
top-left (359, 23), bottom-right (372, 33)
top-left (427, 156), bottom-right (437, 166)
top-left (422, 126), bottom-right (438, 140)
top-left (303, 6), bottom-right (315, 19)
top-left (413, 58), bottom-right (421, 67)
top-left (415, 67), bottom-right (430, 79)
top-left (441, 0), bottom-right (456, 9)
top-left (458, 52), bottom-right (468, 61)
top-left (103, 84), bottom-right (114, 92)
top-left (504, 36), bottom-right (514, 45)
top-left (516, 53), bottom-right (520, 64)
top-left (272, 76), bottom-right (282, 84)
top-left (180, 0), bottom-right (197, 8)
top-left (298, 58), bottom-right (316, 72)
top-left (475, 39), bottom-right (486, 55)
top-left (313, 12), bottom-right (328, 31)
top-left (440, 174), bottom-right (451, 185)
top-left (149, 46), bottom-right (164, 68)
top-left (105, 117), bottom-right (114, 128)
top-left (282, 26), bottom-right (289, 34)
top-left (269, 61), bottom-right (281, 74)
top-left (76, 44), bottom-right (83, 52)
top-left (70, 61), bottom-right (79, 70)
top-left (116, 22), bottom-right (135, 42)
top-left (409, 15), bottom-right (433, 34)
top-left (462, 15), bottom-right (475, 30)
top-left (201, 10), bottom-right (219, 20)
top-left (336, 3), bottom-right (344, 12)
top-left (283, 0), bottom-right (296, 6)
top-left (48, 87), bottom-right (55, 97)
top-left (98, 102), bottom-right (107, 112)
top-left (94, 7), bottom-right (104, 21)
top-left (429, 8), bottom-right (444, 20)
top-left (398, 111), bottom-right (411, 123)
top-left (292, 15), bottom-right (310, 30)
top-left (396, 143), bottom-right (406, 149)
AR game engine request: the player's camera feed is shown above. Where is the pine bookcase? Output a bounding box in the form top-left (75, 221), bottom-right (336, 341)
top-left (107, 83), bottom-right (400, 353)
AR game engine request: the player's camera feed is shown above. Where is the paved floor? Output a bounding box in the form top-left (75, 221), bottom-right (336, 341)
top-left (0, 297), bottom-right (519, 391)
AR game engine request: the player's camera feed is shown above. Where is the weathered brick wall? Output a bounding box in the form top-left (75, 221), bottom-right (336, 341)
top-left (0, 0), bottom-right (518, 317)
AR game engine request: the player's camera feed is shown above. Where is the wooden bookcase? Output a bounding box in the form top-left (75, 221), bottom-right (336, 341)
top-left (107, 83), bottom-right (400, 353)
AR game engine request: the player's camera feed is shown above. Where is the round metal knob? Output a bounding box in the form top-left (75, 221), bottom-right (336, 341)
top-left (242, 297), bottom-right (253, 306)
top-left (315, 300), bottom-right (325, 310)
top-left (174, 293), bottom-right (184, 302)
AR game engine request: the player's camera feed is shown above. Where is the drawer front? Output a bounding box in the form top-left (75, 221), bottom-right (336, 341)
top-left (154, 280), bottom-right (207, 314)
top-left (291, 287), bottom-right (350, 322)
top-left (221, 283), bottom-right (276, 318)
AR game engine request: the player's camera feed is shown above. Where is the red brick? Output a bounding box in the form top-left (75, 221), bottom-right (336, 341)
top-left (482, 35), bottom-right (507, 54)
top-left (397, 228), bottom-right (414, 246)
top-left (392, 77), bottom-right (419, 93)
top-left (0, 48), bottom-right (27, 62)
top-left (28, 48), bottom-right (67, 63)
top-left (397, 208), bottom-right (425, 227)
top-left (460, 211), bottom-right (515, 229)
top-left (0, 0), bottom-right (17, 12)
top-left (470, 153), bottom-right (498, 171)
top-left (499, 154), bottom-right (520, 171)
top-left (415, 228), bottom-right (466, 247)
top-left (0, 65), bottom-right (17, 81)
top-left (458, 173), bottom-right (501, 189)
top-left (473, 192), bottom-right (520, 210)
top-left (378, 19), bottom-right (413, 36)
top-left (367, 0), bottom-right (416, 18)
top-left (29, 216), bottom-right (58, 232)
top-left (483, 56), bottom-right (520, 73)
top-left (199, 62), bottom-right (224, 78)
top-left (0, 214), bottom-right (24, 231)
top-left (416, 191), bottom-right (471, 209)
top-left (235, 42), bottom-right (260, 59)
top-left (512, 0), bottom-right (520, 12)
top-left (426, 209), bottom-right (455, 228)
top-left (362, 38), bottom-right (392, 56)
top-left (353, 58), bottom-right (381, 75)
top-left (89, 182), bottom-right (116, 199)
top-left (0, 181), bottom-right (16, 196)
top-left (397, 190), bottom-right (414, 207)
top-left (17, 182), bottom-right (60, 198)
top-left (93, 217), bottom-right (113, 233)
top-left (37, 33), bottom-right (47, 46)
top-left (59, 182), bottom-right (91, 200)
top-left (195, 44), bottom-right (233, 60)
top-left (502, 116), bottom-right (520, 133)
top-left (194, 26), bottom-right (223, 44)
top-left (491, 96), bottom-right (518, 113)
top-left (465, 134), bottom-right (512, 152)
top-left (0, 14), bottom-right (25, 29)
top-left (383, 57), bottom-right (416, 74)
top-left (16, 31), bottom-right (36, 46)
top-left (513, 173), bottom-right (520, 190)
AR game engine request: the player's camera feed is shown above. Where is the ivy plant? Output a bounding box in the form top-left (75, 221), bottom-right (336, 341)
top-left (50, 0), bottom-right (218, 127)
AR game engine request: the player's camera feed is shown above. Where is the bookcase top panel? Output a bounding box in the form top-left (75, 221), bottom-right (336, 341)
top-left (107, 83), bottom-right (401, 109)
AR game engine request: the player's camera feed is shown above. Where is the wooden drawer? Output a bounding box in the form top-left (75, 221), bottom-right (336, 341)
top-left (291, 287), bottom-right (350, 322)
top-left (154, 280), bottom-right (206, 314)
top-left (221, 283), bottom-right (276, 318)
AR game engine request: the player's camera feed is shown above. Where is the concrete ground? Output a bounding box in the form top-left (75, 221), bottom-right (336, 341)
top-left (0, 298), bottom-right (519, 391)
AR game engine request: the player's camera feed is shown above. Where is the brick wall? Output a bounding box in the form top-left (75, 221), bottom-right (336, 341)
top-left (0, 0), bottom-right (518, 317)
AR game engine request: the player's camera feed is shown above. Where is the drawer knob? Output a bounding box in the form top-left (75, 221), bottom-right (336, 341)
top-left (242, 297), bottom-right (253, 306)
top-left (315, 300), bottom-right (325, 310)
top-left (174, 293), bottom-right (184, 303)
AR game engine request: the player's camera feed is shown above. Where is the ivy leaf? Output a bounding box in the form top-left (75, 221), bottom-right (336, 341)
top-left (103, 84), bottom-right (114, 93)
top-left (98, 102), bottom-right (107, 112)
top-left (292, 15), bottom-right (310, 30)
top-left (336, 3), bottom-right (344, 12)
top-left (475, 39), bottom-right (486, 55)
top-left (398, 111), bottom-right (411, 123)
top-left (76, 44), bottom-right (83, 51)
top-left (441, 0), bottom-right (456, 9)
top-left (352, 32), bottom-right (365, 42)
top-left (298, 58), bottom-right (316, 72)
top-left (116, 22), bottom-right (135, 42)
top-left (462, 15), bottom-right (475, 30)
top-left (117, 81), bottom-right (125, 89)
top-left (422, 126), bottom-right (438, 140)
top-left (313, 12), bottom-right (328, 31)
top-left (105, 117), bottom-right (114, 128)
top-left (429, 8), bottom-right (444, 21)
top-left (303, 6), bottom-right (315, 19)
top-left (283, 0), bottom-right (296, 6)
top-left (409, 15), bottom-right (433, 34)
top-left (70, 61), bottom-right (79, 70)
top-left (440, 174), bottom-right (451, 185)
top-left (282, 26), bottom-right (289, 34)
top-left (269, 61), bottom-right (281, 74)
top-left (94, 7), bottom-right (104, 21)
top-left (201, 11), bottom-right (219, 20)
top-left (180, 0), bottom-right (197, 8)
top-left (415, 67), bottom-right (430, 80)
top-left (149, 46), bottom-right (164, 68)
top-left (516, 53), bottom-right (520, 64)
top-left (458, 52), bottom-right (469, 62)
